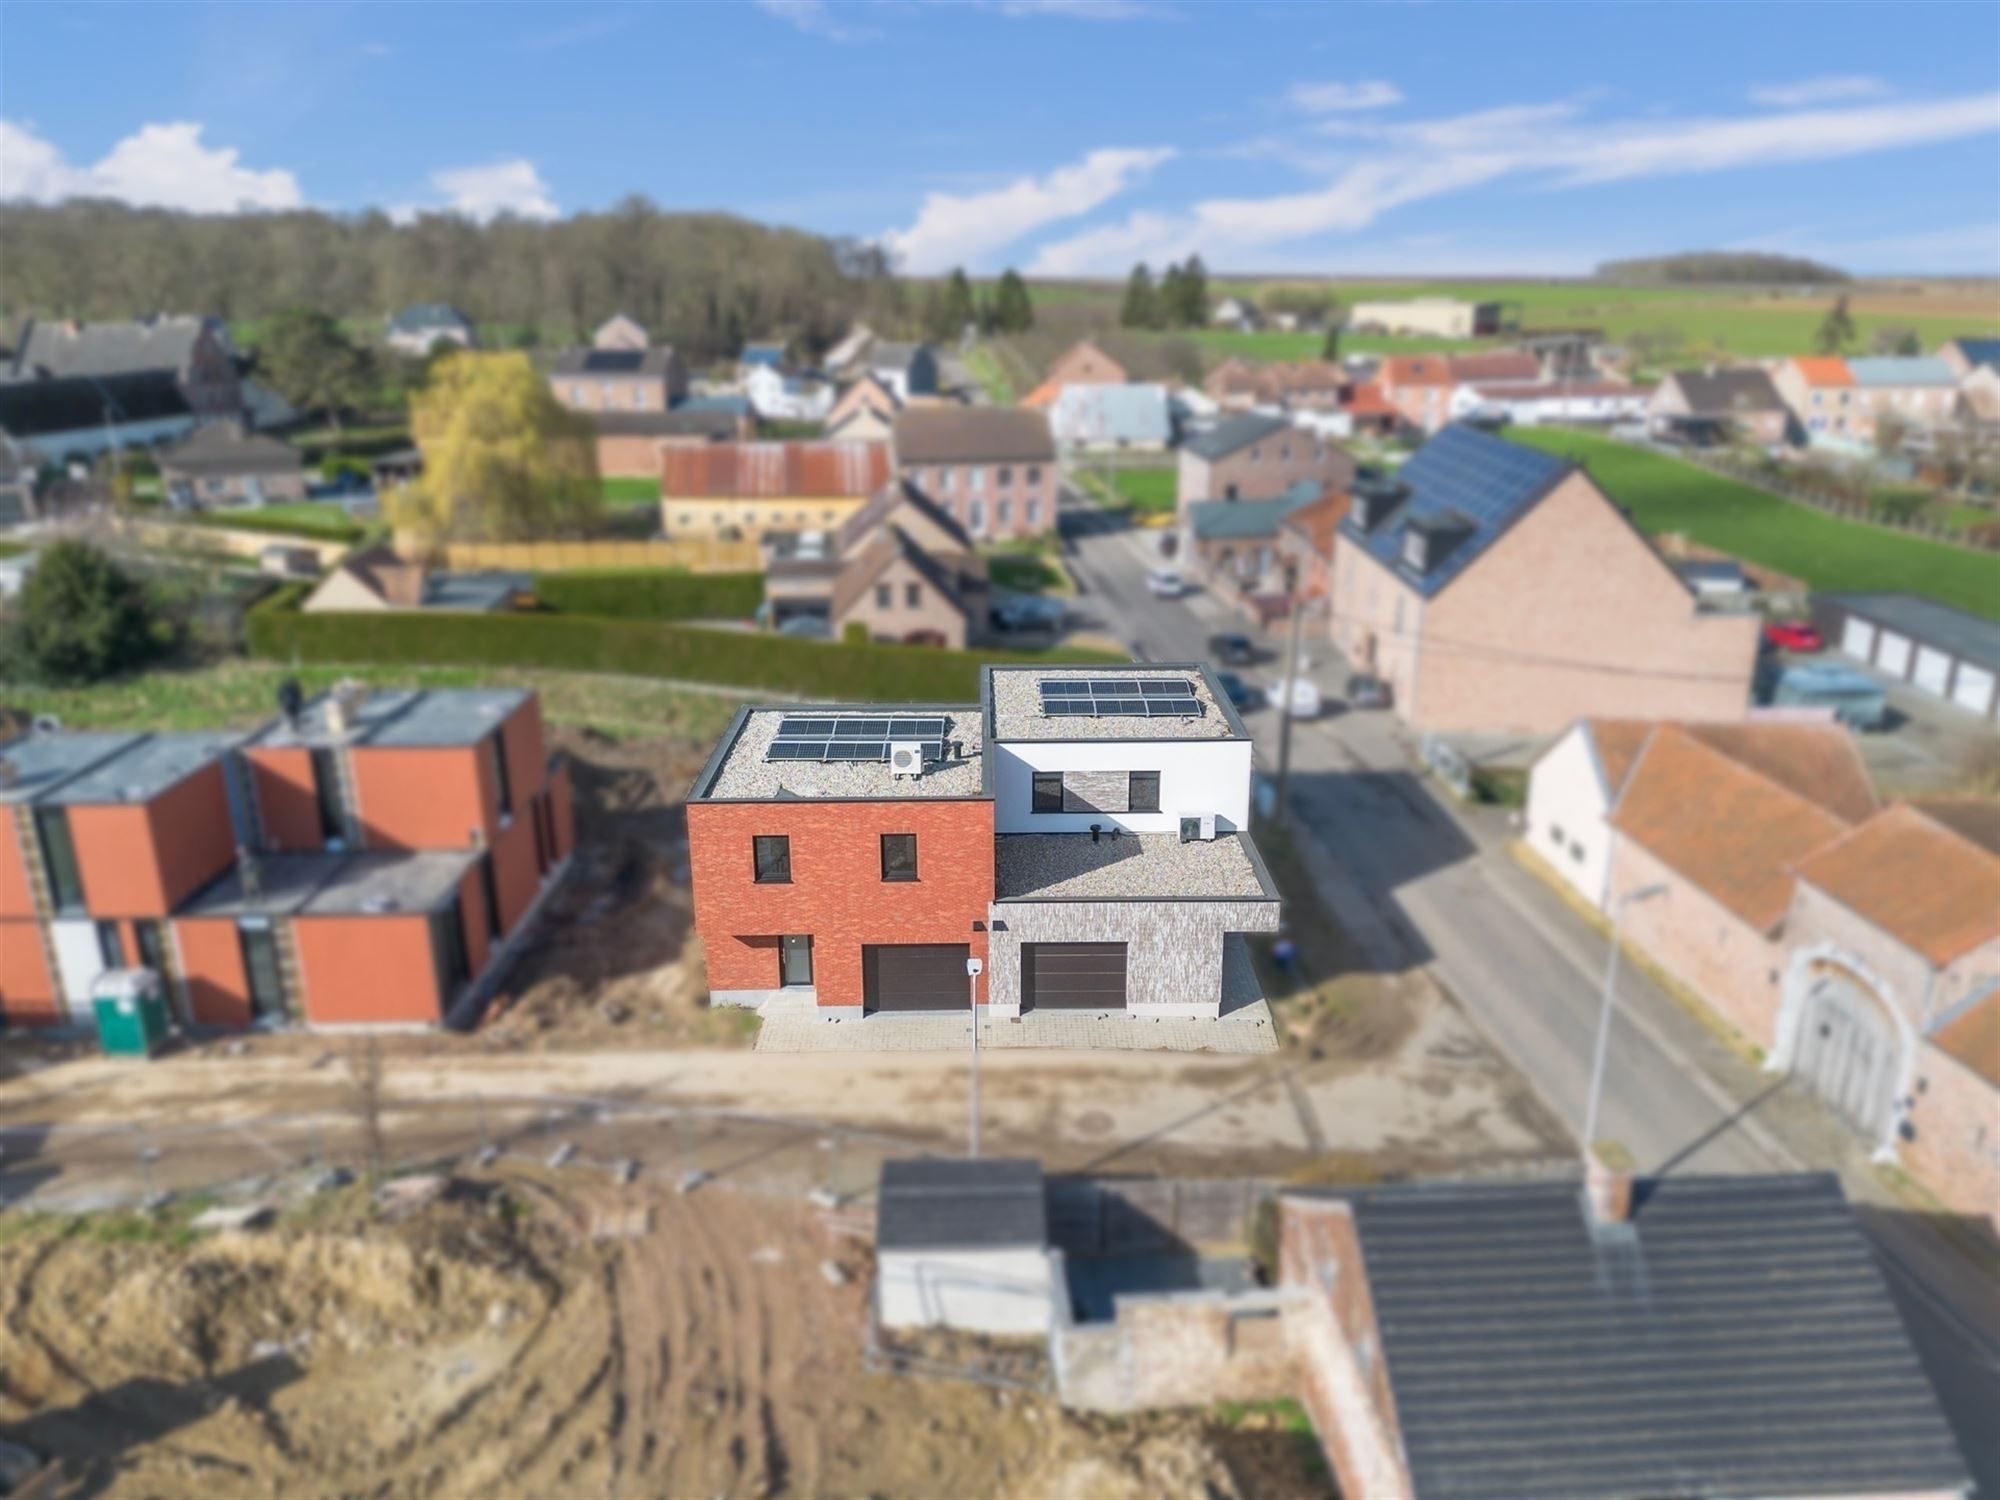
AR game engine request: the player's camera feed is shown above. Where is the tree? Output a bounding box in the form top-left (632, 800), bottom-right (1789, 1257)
top-left (388, 353), bottom-right (602, 544)
top-left (990, 269), bottom-right (1034, 333)
top-left (1172, 255), bottom-right (1209, 327)
top-left (4, 540), bottom-right (166, 685)
top-left (1119, 264), bottom-right (1158, 329)
top-left (1159, 263), bottom-right (1187, 328)
top-left (255, 305), bottom-right (374, 435)
top-left (1814, 295), bottom-right (1857, 354)
top-left (1321, 322), bottom-right (1342, 362)
top-left (940, 268), bottom-right (978, 340)
top-left (1869, 325), bottom-right (1921, 356)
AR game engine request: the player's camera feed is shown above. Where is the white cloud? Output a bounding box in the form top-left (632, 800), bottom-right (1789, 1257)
top-left (1751, 75), bottom-right (1889, 108)
top-left (754, 0), bottom-right (872, 42)
top-left (392, 159), bottom-right (559, 224)
top-left (0, 118), bottom-right (303, 211)
top-left (1288, 79), bottom-right (1402, 114)
top-left (1030, 90), bottom-right (2000, 273)
top-left (884, 146), bottom-right (1174, 272)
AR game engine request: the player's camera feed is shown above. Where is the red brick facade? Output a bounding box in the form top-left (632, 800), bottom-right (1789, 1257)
top-left (687, 797), bottom-right (993, 1010)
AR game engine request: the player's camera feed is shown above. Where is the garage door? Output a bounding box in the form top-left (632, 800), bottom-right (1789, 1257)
top-left (1794, 976), bottom-right (1897, 1141)
top-left (1875, 630), bottom-right (1913, 678)
top-left (1839, 616), bottom-right (1877, 663)
top-left (1912, 646), bottom-right (1952, 696)
top-left (1951, 664), bottom-right (1996, 717)
top-left (863, 944), bottom-right (970, 1013)
top-left (1024, 942), bottom-right (1128, 1011)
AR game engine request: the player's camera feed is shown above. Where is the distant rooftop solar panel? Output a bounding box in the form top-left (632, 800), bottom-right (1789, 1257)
top-left (1037, 677), bottom-right (1202, 719)
top-left (765, 711), bottom-right (949, 763)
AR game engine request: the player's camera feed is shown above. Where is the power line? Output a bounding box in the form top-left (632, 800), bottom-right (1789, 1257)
top-left (1322, 603), bottom-right (1761, 686)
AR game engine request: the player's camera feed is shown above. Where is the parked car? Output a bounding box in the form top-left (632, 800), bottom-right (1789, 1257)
top-left (1215, 670), bottom-right (1261, 712)
top-left (1207, 631), bottom-right (1257, 666)
top-left (1270, 676), bottom-right (1323, 719)
top-left (777, 615), bottom-right (830, 639)
top-left (1763, 620), bottom-right (1824, 653)
top-left (1345, 673), bottom-right (1393, 709)
top-left (1146, 568), bottom-right (1185, 598)
top-left (991, 596), bottom-right (1064, 633)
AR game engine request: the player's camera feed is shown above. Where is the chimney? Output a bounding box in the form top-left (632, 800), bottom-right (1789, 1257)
top-left (1585, 1143), bottom-right (1635, 1225)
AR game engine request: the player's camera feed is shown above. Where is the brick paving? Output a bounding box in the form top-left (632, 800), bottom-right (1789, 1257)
top-left (751, 995), bottom-right (1281, 1054)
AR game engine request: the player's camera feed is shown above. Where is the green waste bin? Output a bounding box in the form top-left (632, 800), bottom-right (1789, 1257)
top-left (93, 969), bottom-right (171, 1058)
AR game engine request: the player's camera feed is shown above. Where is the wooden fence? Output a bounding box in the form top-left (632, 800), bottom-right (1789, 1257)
top-left (431, 536), bottom-right (762, 573)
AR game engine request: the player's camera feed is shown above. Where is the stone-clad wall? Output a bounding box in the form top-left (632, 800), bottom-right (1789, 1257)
top-left (988, 897), bottom-right (1278, 1017)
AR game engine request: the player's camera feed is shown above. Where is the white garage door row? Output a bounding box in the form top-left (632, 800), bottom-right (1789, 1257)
top-left (1837, 611), bottom-right (1998, 721)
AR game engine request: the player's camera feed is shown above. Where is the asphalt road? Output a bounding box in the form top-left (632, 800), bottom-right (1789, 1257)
top-left (1058, 496), bottom-right (2000, 1491)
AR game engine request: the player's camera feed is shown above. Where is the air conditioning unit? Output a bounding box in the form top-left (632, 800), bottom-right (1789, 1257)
top-left (887, 740), bottom-right (926, 779)
top-left (1179, 812), bottom-right (1217, 843)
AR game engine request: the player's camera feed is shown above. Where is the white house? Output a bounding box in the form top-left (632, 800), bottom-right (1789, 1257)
top-left (1525, 719), bottom-right (1654, 910)
top-left (1452, 381), bottom-right (1652, 428)
top-left (874, 1158), bottom-right (1057, 1337)
top-left (743, 364), bottom-right (835, 423)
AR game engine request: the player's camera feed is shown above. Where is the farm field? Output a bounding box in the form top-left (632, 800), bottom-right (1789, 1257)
top-left (1507, 427), bottom-right (2000, 622)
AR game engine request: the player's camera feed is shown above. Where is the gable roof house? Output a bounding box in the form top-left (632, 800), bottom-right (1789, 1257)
top-left (1186, 480), bottom-right (1334, 608)
top-left (864, 341), bottom-right (940, 402)
top-left (549, 346), bottom-right (689, 415)
top-left (1332, 425), bottom-right (1758, 732)
top-left (0, 369), bottom-right (196, 464)
top-left (1176, 411), bottom-right (1355, 515)
top-left (1648, 367), bottom-right (1792, 446)
top-left (1772, 355), bottom-right (1861, 443)
top-left (301, 543), bottom-right (530, 615)
top-left (743, 362), bottom-right (836, 424)
top-left (1048, 382), bottom-right (1173, 453)
top-left (385, 303), bottom-right (476, 357)
top-left (826, 371), bottom-right (902, 440)
top-left (7, 313), bottom-right (242, 422)
top-left (659, 439), bottom-right (893, 540)
top-left (1937, 334), bottom-right (2000, 378)
top-left (157, 421), bottom-right (308, 506)
top-left (1845, 355), bottom-right (1961, 438)
top-left (591, 312), bottom-right (649, 352)
top-left (1280, 1172), bottom-right (1969, 1500)
top-left (1044, 340), bottom-right (1127, 388)
top-left (1203, 358), bottom-right (1350, 412)
top-left (891, 406), bottom-right (1057, 540)
top-left (1373, 354), bottom-right (1459, 432)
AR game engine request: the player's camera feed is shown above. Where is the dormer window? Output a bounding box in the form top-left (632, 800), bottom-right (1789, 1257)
top-left (1402, 529), bottom-right (1428, 570)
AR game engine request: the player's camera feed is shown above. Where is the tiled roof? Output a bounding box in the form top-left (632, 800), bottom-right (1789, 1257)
top-left (1580, 719), bottom-right (1655, 797)
top-left (828, 525), bottom-right (969, 623)
top-left (1020, 377), bottom-right (1063, 409)
top-left (1679, 721), bottom-right (1878, 826)
top-left (1788, 355), bottom-right (1853, 387)
top-left (1475, 380), bottom-right (1648, 401)
top-left (1183, 411), bottom-right (1289, 460)
top-left (1929, 981), bottom-right (2000, 1088)
top-left (1307, 1173), bottom-right (1968, 1500)
top-left (1663, 367), bottom-right (1787, 415)
top-left (0, 370), bottom-right (190, 439)
top-left (1608, 724), bottom-right (1863, 931)
top-left (1447, 351), bottom-right (1540, 383)
top-left (660, 440), bottom-right (891, 498)
top-left (1344, 383), bottom-right (1396, 417)
top-left (1377, 354), bottom-right (1455, 388)
top-left (1796, 801), bottom-right (2000, 967)
top-left (158, 421), bottom-right (303, 477)
top-left (1049, 383), bottom-right (1173, 446)
top-left (891, 406), bottom-right (1054, 464)
top-left (1912, 795), bottom-right (2000, 857)
top-left (10, 314), bottom-right (223, 380)
top-left (1845, 356), bottom-right (1958, 388)
top-left (837, 478), bottom-right (973, 555)
top-left (1280, 489), bottom-right (1351, 555)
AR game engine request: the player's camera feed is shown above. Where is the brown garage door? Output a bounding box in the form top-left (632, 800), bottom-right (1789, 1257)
top-left (1025, 942), bottom-right (1128, 1011)
top-left (863, 944), bottom-right (971, 1013)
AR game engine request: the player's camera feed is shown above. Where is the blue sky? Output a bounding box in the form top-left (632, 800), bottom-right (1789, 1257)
top-left (3, 0), bottom-right (1997, 277)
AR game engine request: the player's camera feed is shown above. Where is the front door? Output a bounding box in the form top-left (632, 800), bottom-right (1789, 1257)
top-left (238, 920), bottom-right (288, 1022)
top-left (780, 935), bottom-right (813, 987)
top-left (1795, 976), bottom-right (1896, 1139)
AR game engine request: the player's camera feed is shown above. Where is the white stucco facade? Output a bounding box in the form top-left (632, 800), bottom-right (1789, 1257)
top-left (990, 738), bottom-right (1254, 835)
top-left (1525, 722), bottom-right (1617, 911)
top-left (876, 1247), bottom-right (1059, 1336)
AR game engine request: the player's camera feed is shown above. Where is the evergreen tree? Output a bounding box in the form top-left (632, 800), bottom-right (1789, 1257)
top-left (1159, 263), bottom-right (1188, 329)
top-left (1321, 322), bottom-right (1342, 362)
top-left (1119, 264), bottom-right (1158, 329)
top-left (942, 268), bottom-right (978, 338)
top-left (5, 540), bottom-right (166, 685)
top-left (1175, 255), bottom-right (1210, 327)
top-left (992, 269), bottom-right (1034, 332)
top-left (1814, 294), bottom-right (1857, 354)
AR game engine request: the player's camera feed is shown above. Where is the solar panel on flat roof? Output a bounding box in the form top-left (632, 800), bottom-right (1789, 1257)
top-left (765, 711), bottom-right (949, 763)
top-left (1036, 677), bottom-right (1202, 719)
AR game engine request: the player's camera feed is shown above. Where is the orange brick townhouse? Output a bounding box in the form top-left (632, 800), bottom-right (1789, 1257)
top-left (687, 664), bottom-right (1279, 1022)
top-left (0, 686), bottom-right (572, 1033)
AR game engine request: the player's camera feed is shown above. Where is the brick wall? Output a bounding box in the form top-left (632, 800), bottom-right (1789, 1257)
top-left (687, 797), bottom-right (994, 1009)
top-left (247, 746), bottom-right (325, 853)
top-left (1116, 1296), bottom-right (1296, 1410)
top-left (1186, 439), bottom-right (1354, 509)
top-left (1905, 1044), bottom-right (2000, 1232)
top-left (0, 918), bottom-right (60, 1025)
top-left (69, 765), bottom-right (237, 918)
top-left (174, 916), bottom-right (252, 1027)
top-left (292, 914), bottom-right (441, 1025)
top-left (1610, 837), bottom-right (1784, 1048)
top-left (0, 807), bottom-right (38, 919)
top-left (900, 461), bottom-right (1056, 540)
top-left (350, 746), bottom-right (487, 852)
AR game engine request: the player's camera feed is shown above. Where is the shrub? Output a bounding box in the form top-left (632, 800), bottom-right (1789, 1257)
top-left (4, 539), bottom-right (172, 685)
top-left (534, 570), bottom-right (762, 621)
top-left (1870, 488), bottom-right (1931, 524)
top-left (843, 621), bottom-right (869, 645)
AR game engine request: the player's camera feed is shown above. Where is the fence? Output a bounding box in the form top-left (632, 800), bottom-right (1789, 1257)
top-left (433, 536), bottom-right (762, 573)
top-left (1045, 1174), bottom-right (1273, 1256)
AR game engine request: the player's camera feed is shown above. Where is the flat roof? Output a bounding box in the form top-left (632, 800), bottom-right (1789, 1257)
top-left (986, 665), bottom-right (1244, 743)
top-left (0, 732), bottom-right (146, 805)
top-left (181, 852), bottom-right (351, 918)
top-left (44, 731), bottom-right (243, 806)
top-left (299, 850), bottom-right (476, 916)
top-left (994, 831), bottom-right (1276, 902)
top-left (697, 706), bottom-right (985, 801)
top-left (1824, 592), bottom-right (2000, 674)
top-left (876, 1158), bottom-right (1047, 1252)
top-left (249, 687), bottom-right (527, 751)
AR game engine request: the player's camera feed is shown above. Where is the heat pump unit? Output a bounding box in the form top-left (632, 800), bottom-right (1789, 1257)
top-left (888, 741), bottom-right (925, 778)
top-left (1179, 813), bottom-right (1217, 843)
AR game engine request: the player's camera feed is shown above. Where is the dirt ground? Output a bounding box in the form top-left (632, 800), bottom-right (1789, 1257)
top-left (0, 1171), bottom-right (1331, 1500)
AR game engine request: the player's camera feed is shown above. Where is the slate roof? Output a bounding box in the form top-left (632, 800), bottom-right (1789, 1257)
top-left (837, 478), bottom-right (974, 556)
top-left (1182, 411), bottom-right (1290, 461)
top-left (1827, 592), bottom-right (2000, 673)
top-left (1795, 801), bottom-right (2000, 968)
top-left (876, 1158), bottom-right (1047, 1252)
top-left (1188, 479), bottom-right (1324, 541)
top-left (891, 405), bottom-right (1054, 464)
top-left (866, 340), bottom-right (930, 374)
top-left (1664, 367), bottom-right (1788, 415)
top-left (551, 347), bottom-right (678, 376)
top-left (387, 303), bottom-right (473, 336)
top-left (1315, 1173), bottom-right (1968, 1500)
top-left (0, 370), bottom-right (191, 440)
top-left (1945, 335), bottom-right (2000, 370)
top-left (158, 422), bottom-right (304, 477)
top-left (1335, 424), bottom-right (1574, 599)
top-left (8, 314), bottom-right (223, 380)
top-left (588, 408), bottom-right (742, 440)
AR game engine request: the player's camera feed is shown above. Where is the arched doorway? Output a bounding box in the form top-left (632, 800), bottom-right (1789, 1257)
top-left (1792, 970), bottom-right (1900, 1140)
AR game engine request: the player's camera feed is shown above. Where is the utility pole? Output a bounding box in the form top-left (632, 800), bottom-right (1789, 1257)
top-left (1582, 883), bottom-right (1668, 1159)
top-left (1274, 561), bottom-right (1304, 820)
top-left (965, 955), bottom-right (985, 1158)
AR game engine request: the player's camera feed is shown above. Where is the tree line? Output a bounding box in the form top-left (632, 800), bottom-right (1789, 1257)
top-left (1118, 258), bottom-right (1209, 330)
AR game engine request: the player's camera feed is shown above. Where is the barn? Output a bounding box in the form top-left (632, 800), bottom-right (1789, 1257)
top-left (1811, 592), bottom-right (2000, 723)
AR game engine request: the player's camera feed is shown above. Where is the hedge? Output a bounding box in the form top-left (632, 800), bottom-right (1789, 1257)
top-left (534, 569), bottom-right (763, 621)
top-left (245, 588), bottom-right (1122, 699)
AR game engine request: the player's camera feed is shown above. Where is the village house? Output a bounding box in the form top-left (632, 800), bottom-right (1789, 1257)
top-left (385, 304), bottom-right (476, 358)
top-left (6, 314), bottom-right (243, 421)
top-left (157, 421), bottom-right (307, 506)
top-left (589, 403), bottom-right (754, 479)
top-left (1176, 412), bottom-right (1355, 515)
top-left (1647, 367), bottom-right (1792, 446)
top-left (824, 372), bottom-right (901, 442)
top-left (1772, 355), bottom-right (1861, 442)
top-left (1048, 383), bottom-right (1173, 453)
top-left (1346, 296), bottom-right (1511, 339)
top-left (548, 345), bottom-right (688, 415)
top-left (302, 544), bottom-right (531, 615)
top-left (1373, 355), bottom-right (1456, 432)
top-left (1845, 355), bottom-right (1961, 438)
top-left (1937, 334), bottom-right (2000, 378)
top-left (590, 312), bottom-right (649, 352)
top-left (891, 406), bottom-right (1057, 540)
top-left (743, 363), bottom-right (835, 423)
top-left (1202, 358), bottom-right (1349, 412)
top-left (863, 341), bottom-right (940, 403)
top-left (1277, 487), bottom-right (1349, 624)
top-left (659, 439), bottom-right (893, 540)
top-left (1184, 480), bottom-right (1327, 605)
top-left (0, 371), bottom-right (196, 465)
top-left (1044, 340), bottom-right (1127, 387)
top-left (1452, 378), bottom-right (1652, 428)
top-left (1331, 425), bottom-right (1758, 731)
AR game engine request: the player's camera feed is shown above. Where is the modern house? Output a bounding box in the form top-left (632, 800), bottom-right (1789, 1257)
top-left (1176, 412), bottom-right (1355, 514)
top-left (385, 304), bottom-right (476, 357)
top-left (1647, 367), bottom-right (1792, 446)
top-left (1346, 297), bottom-right (1510, 339)
top-left (658, 439), bottom-right (893, 540)
top-left (548, 346), bottom-right (688, 415)
top-left (864, 341), bottom-right (940, 403)
top-left (5, 314), bottom-right (242, 421)
top-left (0, 686), bottom-right (572, 1032)
top-left (302, 544), bottom-right (531, 615)
top-left (157, 421), bottom-right (307, 506)
top-left (685, 663), bottom-right (1278, 1023)
top-left (891, 407), bottom-right (1057, 540)
top-left (1047, 383), bottom-right (1173, 453)
top-left (1280, 1172), bottom-right (1969, 1500)
top-left (1772, 355), bottom-right (1860, 442)
top-left (0, 371), bottom-right (196, 464)
top-left (1330, 425), bottom-right (1758, 732)
top-left (1845, 355), bottom-right (1962, 437)
top-left (1813, 592), bottom-right (2000, 723)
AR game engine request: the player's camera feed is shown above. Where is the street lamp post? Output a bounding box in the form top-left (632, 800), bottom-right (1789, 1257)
top-left (1582, 883), bottom-right (1668, 1161)
top-left (965, 955), bottom-right (985, 1159)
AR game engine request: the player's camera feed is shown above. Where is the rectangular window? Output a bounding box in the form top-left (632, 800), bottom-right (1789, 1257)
top-left (1027, 499), bottom-right (1042, 526)
top-left (310, 747), bottom-right (345, 841)
top-left (96, 920), bottom-right (125, 970)
top-left (480, 852), bottom-right (502, 941)
top-left (998, 465), bottom-right (1013, 486)
top-left (876, 583), bottom-right (892, 609)
top-left (531, 792), bottom-right (551, 875)
top-left (1027, 465), bottom-right (1041, 485)
top-left (134, 920), bottom-right (167, 975)
top-left (880, 833), bottom-right (918, 882)
top-left (753, 835), bottom-right (792, 884)
top-left (239, 921), bottom-right (288, 1020)
top-left (488, 731), bottom-right (514, 818)
top-left (35, 807), bottom-right (84, 912)
top-left (968, 467), bottom-right (985, 491)
top-left (1128, 772), bottom-right (1161, 813)
top-left (1032, 772), bottom-right (1063, 813)
top-left (900, 581), bottom-right (916, 608)
top-left (997, 499), bottom-right (1011, 527)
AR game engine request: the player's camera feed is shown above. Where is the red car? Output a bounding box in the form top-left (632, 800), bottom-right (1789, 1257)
top-left (1764, 621), bottom-right (1824, 653)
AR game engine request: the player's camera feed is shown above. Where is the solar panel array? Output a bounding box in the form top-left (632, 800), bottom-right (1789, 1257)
top-left (1038, 677), bottom-right (1204, 718)
top-left (1347, 425), bottom-right (1569, 598)
top-left (764, 713), bottom-right (949, 762)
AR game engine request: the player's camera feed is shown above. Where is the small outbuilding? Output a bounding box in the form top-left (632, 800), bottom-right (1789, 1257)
top-left (874, 1157), bottom-right (1055, 1337)
top-left (1812, 591), bottom-right (2000, 722)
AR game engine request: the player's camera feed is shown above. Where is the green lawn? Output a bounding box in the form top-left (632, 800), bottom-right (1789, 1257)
top-left (179, 504), bottom-right (365, 542)
top-left (1074, 465), bottom-right (1176, 515)
top-left (1507, 427), bottom-right (2000, 622)
top-left (601, 476), bottom-right (662, 508)
top-left (961, 345), bottom-right (1016, 404)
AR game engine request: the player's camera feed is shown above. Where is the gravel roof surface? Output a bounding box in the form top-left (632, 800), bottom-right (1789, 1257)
top-left (988, 665), bottom-right (1238, 742)
top-left (994, 832), bottom-right (1272, 901)
top-left (705, 708), bottom-right (985, 799)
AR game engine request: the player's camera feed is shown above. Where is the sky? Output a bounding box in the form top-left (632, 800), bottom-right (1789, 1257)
top-left (2, 0), bottom-right (1998, 278)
